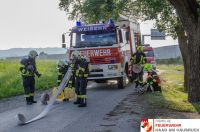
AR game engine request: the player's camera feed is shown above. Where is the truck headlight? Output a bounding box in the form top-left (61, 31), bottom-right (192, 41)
top-left (108, 65), bottom-right (118, 70)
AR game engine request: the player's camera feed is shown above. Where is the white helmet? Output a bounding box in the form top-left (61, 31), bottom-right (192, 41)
top-left (28, 50), bottom-right (38, 58)
top-left (71, 50), bottom-right (80, 59)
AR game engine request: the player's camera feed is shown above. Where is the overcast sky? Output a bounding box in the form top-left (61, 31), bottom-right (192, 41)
top-left (0, 0), bottom-right (178, 50)
top-left (0, 0), bottom-right (74, 50)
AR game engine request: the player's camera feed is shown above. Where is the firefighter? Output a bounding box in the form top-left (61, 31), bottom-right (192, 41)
top-left (72, 50), bottom-right (89, 107)
top-left (144, 64), bottom-right (162, 92)
top-left (71, 51), bottom-right (82, 105)
top-left (57, 59), bottom-right (69, 101)
top-left (20, 50), bottom-right (41, 105)
top-left (75, 55), bottom-right (90, 107)
top-left (130, 45), bottom-right (147, 88)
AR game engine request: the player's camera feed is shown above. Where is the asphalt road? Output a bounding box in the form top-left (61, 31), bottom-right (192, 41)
top-left (0, 81), bottom-right (135, 132)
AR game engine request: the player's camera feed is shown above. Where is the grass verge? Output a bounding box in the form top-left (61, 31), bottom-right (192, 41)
top-left (144, 65), bottom-right (200, 113)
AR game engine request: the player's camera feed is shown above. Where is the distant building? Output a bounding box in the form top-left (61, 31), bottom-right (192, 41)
top-left (153, 45), bottom-right (181, 59)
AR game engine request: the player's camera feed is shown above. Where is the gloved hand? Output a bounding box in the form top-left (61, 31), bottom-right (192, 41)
top-left (19, 67), bottom-right (24, 71)
top-left (36, 72), bottom-right (42, 78)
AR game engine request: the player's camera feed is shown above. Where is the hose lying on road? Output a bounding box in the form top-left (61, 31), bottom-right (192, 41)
top-left (17, 68), bottom-right (72, 125)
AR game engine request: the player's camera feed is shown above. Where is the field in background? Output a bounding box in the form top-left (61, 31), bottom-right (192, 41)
top-left (156, 57), bottom-right (183, 65)
top-left (0, 59), bottom-right (57, 99)
top-left (145, 65), bottom-right (200, 113)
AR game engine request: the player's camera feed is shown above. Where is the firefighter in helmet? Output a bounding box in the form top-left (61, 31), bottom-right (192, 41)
top-left (72, 51), bottom-right (90, 107)
top-left (71, 50), bottom-right (82, 105)
top-left (130, 45), bottom-right (147, 88)
top-left (143, 64), bottom-right (162, 92)
top-left (20, 50), bottom-right (41, 105)
top-left (57, 59), bottom-right (69, 101)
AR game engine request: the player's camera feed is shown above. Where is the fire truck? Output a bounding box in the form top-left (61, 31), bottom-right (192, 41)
top-left (142, 44), bottom-right (156, 65)
top-left (62, 16), bottom-right (140, 89)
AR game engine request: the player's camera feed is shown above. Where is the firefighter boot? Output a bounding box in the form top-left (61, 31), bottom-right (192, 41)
top-left (73, 97), bottom-right (81, 105)
top-left (78, 98), bottom-right (87, 107)
top-left (135, 80), bottom-right (139, 89)
top-left (63, 98), bottom-right (69, 102)
top-left (30, 96), bottom-right (37, 103)
top-left (26, 97), bottom-right (32, 105)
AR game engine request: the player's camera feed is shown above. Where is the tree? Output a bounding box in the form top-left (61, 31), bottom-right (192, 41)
top-left (167, 0), bottom-right (200, 102)
top-left (59, 0), bottom-right (126, 23)
top-left (136, 0), bottom-right (189, 91)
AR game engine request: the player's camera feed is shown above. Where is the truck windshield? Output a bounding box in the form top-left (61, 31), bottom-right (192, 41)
top-left (71, 32), bottom-right (117, 48)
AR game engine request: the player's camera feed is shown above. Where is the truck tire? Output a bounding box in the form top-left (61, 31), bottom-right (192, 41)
top-left (95, 80), bottom-right (107, 83)
top-left (117, 77), bottom-right (124, 89)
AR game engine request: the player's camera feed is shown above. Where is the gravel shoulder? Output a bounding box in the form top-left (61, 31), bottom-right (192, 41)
top-left (98, 89), bottom-right (200, 132)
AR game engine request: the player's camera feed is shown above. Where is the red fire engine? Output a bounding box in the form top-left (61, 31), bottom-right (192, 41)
top-left (62, 16), bottom-right (140, 89)
top-left (142, 44), bottom-right (156, 65)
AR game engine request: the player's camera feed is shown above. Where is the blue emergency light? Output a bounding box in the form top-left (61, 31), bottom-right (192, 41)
top-left (108, 18), bottom-right (114, 25)
top-left (76, 21), bottom-right (81, 26)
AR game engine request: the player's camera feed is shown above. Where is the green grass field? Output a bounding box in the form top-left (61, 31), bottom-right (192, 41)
top-left (145, 65), bottom-right (200, 113)
top-left (0, 59), bottom-right (57, 99)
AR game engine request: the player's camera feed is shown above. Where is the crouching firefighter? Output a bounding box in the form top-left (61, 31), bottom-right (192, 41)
top-left (130, 46), bottom-right (147, 88)
top-left (20, 50), bottom-right (42, 105)
top-left (144, 64), bottom-right (162, 92)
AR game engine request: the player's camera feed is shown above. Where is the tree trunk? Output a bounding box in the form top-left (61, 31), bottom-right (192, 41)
top-left (187, 19), bottom-right (200, 102)
top-left (176, 28), bottom-right (189, 91)
top-left (168, 0), bottom-right (200, 102)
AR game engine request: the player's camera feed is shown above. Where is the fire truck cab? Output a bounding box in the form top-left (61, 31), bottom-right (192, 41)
top-left (64, 16), bottom-right (140, 89)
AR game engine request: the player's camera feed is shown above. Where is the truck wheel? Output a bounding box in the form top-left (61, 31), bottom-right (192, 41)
top-left (95, 80), bottom-right (107, 83)
top-left (117, 77), bottom-right (124, 89)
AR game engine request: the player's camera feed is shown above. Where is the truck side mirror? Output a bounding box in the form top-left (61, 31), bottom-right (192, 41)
top-left (62, 34), bottom-right (65, 44)
top-left (62, 44), bottom-right (66, 48)
top-left (125, 32), bottom-right (130, 43)
top-left (62, 34), bottom-right (66, 48)
top-left (118, 30), bottom-right (123, 43)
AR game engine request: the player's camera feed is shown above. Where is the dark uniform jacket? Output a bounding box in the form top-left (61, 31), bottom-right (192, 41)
top-left (20, 57), bottom-right (39, 77)
top-left (57, 65), bottom-right (68, 86)
top-left (75, 58), bottom-right (89, 78)
top-left (130, 52), bottom-right (147, 64)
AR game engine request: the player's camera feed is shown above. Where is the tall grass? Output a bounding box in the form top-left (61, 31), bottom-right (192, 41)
top-left (0, 59), bottom-right (57, 99)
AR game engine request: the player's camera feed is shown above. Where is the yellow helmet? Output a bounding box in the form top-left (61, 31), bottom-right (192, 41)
top-left (28, 50), bottom-right (38, 58)
top-left (136, 46), bottom-right (144, 52)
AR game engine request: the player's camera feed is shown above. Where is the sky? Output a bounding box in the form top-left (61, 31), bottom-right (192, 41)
top-left (0, 0), bottom-right (74, 50)
top-left (0, 0), bottom-right (178, 50)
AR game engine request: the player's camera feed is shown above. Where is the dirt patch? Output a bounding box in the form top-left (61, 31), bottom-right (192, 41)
top-left (98, 92), bottom-right (200, 132)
